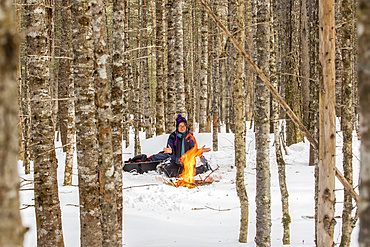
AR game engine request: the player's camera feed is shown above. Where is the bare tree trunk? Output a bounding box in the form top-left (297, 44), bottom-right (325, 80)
top-left (123, 0), bottom-right (130, 148)
top-left (174, 0), bottom-right (186, 116)
top-left (212, 0), bottom-right (220, 151)
top-left (71, 0), bottom-right (102, 244)
top-left (340, 0), bottom-right (356, 246)
top-left (199, 8), bottom-right (208, 133)
top-left (301, 0), bottom-right (310, 127)
top-left (156, 0), bottom-right (165, 136)
top-left (234, 0), bottom-right (248, 242)
top-left (167, 0), bottom-right (176, 131)
top-left (270, 0), bottom-right (290, 244)
top-left (0, 0), bottom-right (26, 243)
top-left (92, 0), bottom-right (118, 244)
top-left (255, 0), bottom-right (271, 246)
top-left (317, 0), bottom-right (337, 245)
top-left (26, 0), bottom-right (65, 243)
top-left (112, 0), bottom-right (125, 243)
top-left (358, 1), bottom-right (370, 247)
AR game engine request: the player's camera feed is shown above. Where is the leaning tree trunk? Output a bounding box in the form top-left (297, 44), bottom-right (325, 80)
top-left (156, 0), bottom-right (165, 136)
top-left (0, 0), bottom-right (26, 244)
top-left (112, 0), bottom-right (125, 242)
top-left (173, 0), bottom-right (186, 117)
top-left (317, 0), bottom-right (337, 245)
top-left (92, 0), bottom-right (118, 244)
top-left (234, 0), bottom-right (248, 243)
top-left (71, 0), bottom-right (102, 244)
top-left (255, 0), bottom-right (271, 246)
top-left (358, 1), bottom-right (370, 246)
top-left (167, 0), bottom-right (176, 131)
top-left (25, 0), bottom-right (65, 245)
top-left (199, 8), bottom-right (208, 133)
top-left (340, 0), bottom-right (356, 246)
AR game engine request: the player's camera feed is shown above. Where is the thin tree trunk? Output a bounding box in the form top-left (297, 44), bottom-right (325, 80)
top-left (340, 0), bottom-right (356, 246)
top-left (270, 0), bottom-right (290, 244)
top-left (234, 0), bottom-right (248, 243)
top-left (301, 0), bottom-right (310, 127)
top-left (71, 0), bottom-right (102, 244)
top-left (123, 0), bottom-right (130, 148)
top-left (156, 0), bottom-right (165, 136)
top-left (199, 8), bottom-right (208, 133)
top-left (317, 0), bottom-right (337, 245)
top-left (212, 1), bottom-right (220, 151)
top-left (358, 1), bottom-right (370, 246)
top-left (0, 0), bottom-right (26, 243)
top-left (174, 0), bottom-right (186, 116)
top-left (26, 0), bottom-right (65, 243)
top-left (167, 0), bottom-right (176, 131)
top-left (255, 0), bottom-right (271, 246)
top-left (112, 0), bottom-right (125, 243)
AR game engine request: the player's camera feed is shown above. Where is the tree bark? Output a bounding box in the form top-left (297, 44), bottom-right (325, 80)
top-left (255, 0), bottom-right (271, 246)
top-left (71, 0), bottom-right (102, 244)
top-left (212, 1), bottom-right (220, 151)
top-left (0, 0), bottom-right (26, 243)
top-left (358, 1), bottom-right (370, 246)
top-left (167, 0), bottom-right (176, 132)
top-left (156, 0), bottom-right (165, 136)
top-left (112, 0), bottom-right (125, 243)
top-left (234, 0), bottom-right (248, 243)
top-left (340, 0), bottom-right (356, 246)
top-left (317, 0), bottom-right (337, 245)
top-left (301, 0), bottom-right (310, 127)
top-left (199, 8), bottom-right (208, 133)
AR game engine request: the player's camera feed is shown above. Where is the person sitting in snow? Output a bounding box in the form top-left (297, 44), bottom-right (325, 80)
top-left (162, 114), bottom-right (212, 177)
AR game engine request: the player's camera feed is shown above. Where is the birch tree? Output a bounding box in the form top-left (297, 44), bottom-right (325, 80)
top-left (255, 0), bottom-right (271, 245)
top-left (317, 0), bottom-right (336, 245)
top-left (112, 0), bottom-right (125, 242)
top-left (71, 0), bottom-right (102, 244)
top-left (0, 0), bottom-right (26, 243)
top-left (234, 0), bottom-right (248, 242)
top-left (358, 1), bottom-right (370, 246)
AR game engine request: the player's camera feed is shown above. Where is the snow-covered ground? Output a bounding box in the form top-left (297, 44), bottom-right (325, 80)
top-left (19, 121), bottom-right (361, 246)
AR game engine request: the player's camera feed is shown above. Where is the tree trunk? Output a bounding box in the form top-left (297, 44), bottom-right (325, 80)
top-left (167, 0), bottom-right (176, 132)
top-left (358, 1), bottom-right (370, 246)
top-left (255, 0), bottom-right (271, 246)
top-left (92, 0), bottom-right (118, 244)
top-left (174, 0), bottom-right (186, 116)
top-left (123, 0), bottom-right (130, 148)
top-left (0, 0), bottom-right (26, 243)
top-left (71, 0), bottom-right (102, 244)
top-left (112, 0), bottom-right (125, 243)
top-left (270, 1), bottom-right (290, 244)
top-left (340, 0), bottom-right (355, 246)
top-left (234, 0), bottom-right (248, 242)
top-left (301, 0), bottom-right (310, 127)
top-left (212, 1), bottom-right (220, 151)
top-left (317, 0), bottom-right (337, 245)
top-left (26, 0), bottom-right (65, 243)
top-left (156, 0), bottom-right (165, 136)
top-left (285, 0), bottom-right (303, 146)
top-left (199, 8), bottom-right (208, 133)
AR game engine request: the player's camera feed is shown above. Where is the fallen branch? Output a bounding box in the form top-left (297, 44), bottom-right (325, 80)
top-left (123, 184), bottom-right (159, 190)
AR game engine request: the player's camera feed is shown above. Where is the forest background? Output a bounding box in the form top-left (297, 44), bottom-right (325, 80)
top-left (1, 0), bottom-right (370, 246)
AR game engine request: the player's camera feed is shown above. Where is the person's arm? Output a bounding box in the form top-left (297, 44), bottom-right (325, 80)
top-left (164, 137), bottom-right (174, 154)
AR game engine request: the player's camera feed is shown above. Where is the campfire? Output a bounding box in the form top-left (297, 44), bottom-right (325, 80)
top-left (166, 132), bottom-right (217, 188)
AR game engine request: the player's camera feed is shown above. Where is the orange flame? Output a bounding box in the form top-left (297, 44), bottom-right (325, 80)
top-left (175, 133), bottom-right (203, 188)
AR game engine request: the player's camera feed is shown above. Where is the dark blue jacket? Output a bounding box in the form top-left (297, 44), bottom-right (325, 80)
top-left (167, 130), bottom-right (195, 165)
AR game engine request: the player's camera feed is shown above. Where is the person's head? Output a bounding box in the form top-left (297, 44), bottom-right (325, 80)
top-left (176, 114), bottom-right (187, 133)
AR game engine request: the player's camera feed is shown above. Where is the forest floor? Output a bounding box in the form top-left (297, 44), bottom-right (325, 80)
top-left (19, 120), bottom-right (361, 246)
